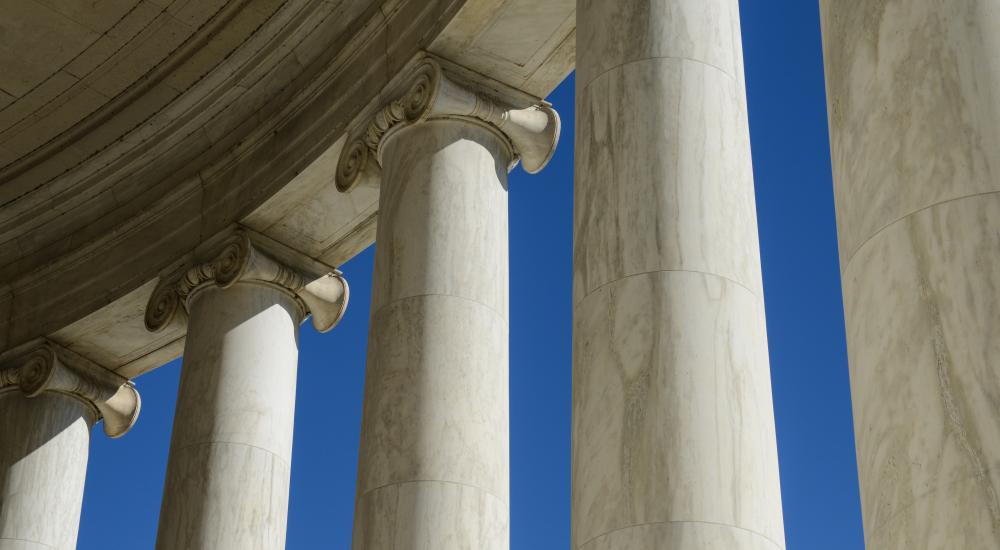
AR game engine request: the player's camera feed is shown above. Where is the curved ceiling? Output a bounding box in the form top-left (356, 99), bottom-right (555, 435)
top-left (0, 0), bottom-right (289, 271)
top-left (0, 0), bottom-right (421, 350)
top-left (0, 0), bottom-right (576, 375)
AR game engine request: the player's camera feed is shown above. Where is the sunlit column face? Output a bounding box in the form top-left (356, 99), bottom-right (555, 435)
top-left (572, 1), bottom-right (784, 548)
top-left (820, 1), bottom-right (1000, 547)
top-left (0, 391), bottom-right (93, 550)
top-left (352, 118), bottom-right (513, 550)
top-left (157, 283), bottom-right (304, 550)
top-left (338, 54), bottom-right (565, 546)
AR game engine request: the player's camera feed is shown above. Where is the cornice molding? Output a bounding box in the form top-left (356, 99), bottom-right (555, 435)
top-left (0, 340), bottom-right (141, 438)
top-left (145, 229), bottom-right (349, 334)
top-left (335, 55), bottom-right (561, 193)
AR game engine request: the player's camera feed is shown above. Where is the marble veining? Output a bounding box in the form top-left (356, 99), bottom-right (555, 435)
top-left (0, 392), bottom-right (93, 550)
top-left (841, 194), bottom-right (1000, 547)
top-left (572, 271), bottom-right (783, 548)
top-left (353, 480), bottom-right (509, 550)
top-left (574, 56), bottom-right (762, 305)
top-left (821, 0), bottom-right (1000, 267)
top-left (356, 294), bottom-right (510, 503)
top-left (352, 105), bottom-right (523, 547)
top-left (0, 340), bottom-right (140, 550)
top-left (155, 442), bottom-right (291, 550)
top-left (573, 2), bottom-right (783, 548)
top-left (822, 1), bottom-right (1000, 547)
top-left (576, 0), bottom-right (742, 89)
top-left (371, 121), bottom-right (511, 319)
top-left (155, 284), bottom-right (303, 550)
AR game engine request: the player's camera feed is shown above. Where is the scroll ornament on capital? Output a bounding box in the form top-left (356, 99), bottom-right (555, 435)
top-left (335, 57), bottom-right (561, 193)
top-left (0, 341), bottom-right (141, 438)
top-left (145, 230), bottom-right (349, 334)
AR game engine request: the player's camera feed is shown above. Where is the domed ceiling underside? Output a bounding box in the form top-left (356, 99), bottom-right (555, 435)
top-left (0, 0), bottom-right (575, 376)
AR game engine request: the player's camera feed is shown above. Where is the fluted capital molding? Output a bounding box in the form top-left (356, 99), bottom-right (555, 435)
top-left (336, 56), bottom-right (560, 193)
top-left (145, 229), bottom-right (349, 334)
top-left (0, 340), bottom-right (141, 438)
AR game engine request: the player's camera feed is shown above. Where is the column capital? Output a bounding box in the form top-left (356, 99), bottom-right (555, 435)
top-left (145, 228), bottom-right (349, 334)
top-left (0, 340), bottom-right (141, 438)
top-left (336, 55), bottom-right (561, 193)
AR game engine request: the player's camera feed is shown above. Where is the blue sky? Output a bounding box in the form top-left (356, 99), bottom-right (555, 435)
top-left (78, 1), bottom-right (865, 548)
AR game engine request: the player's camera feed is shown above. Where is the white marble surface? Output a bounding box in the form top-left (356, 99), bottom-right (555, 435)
top-left (156, 442), bottom-right (291, 550)
top-left (579, 521), bottom-right (780, 550)
top-left (842, 194), bottom-right (1000, 547)
top-left (821, 1), bottom-right (1000, 547)
top-left (820, 0), bottom-right (1000, 266)
top-left (429, 0), bottom-right (575, 97)
top-left (0, 391), bottom-right (94, 550)
top-left (370, 120), bottom-right (510, 317)
top-left (156, 284), bottom-right (302, 550)
top-left (354, 481), bottom-right (508, 550)
top-left (576, 0), bottom-right (743, 90)
top-left (353, 120), bottom-right (511, 549)
top-left (573, 272), bottom-right (783, 548)
top-left (357, 296), bottom-right (509, 502)
top-left (574, 1), bottom-right (783, 548)
top-left (574, 56), bottom-right (762, 303)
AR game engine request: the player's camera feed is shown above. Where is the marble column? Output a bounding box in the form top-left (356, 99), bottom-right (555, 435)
top-left (820, 1), bottom-right (1000, 547)
top-left (145, 230), bottom-right (348, 550)
top-left (0, 341), bottom-right (141, 550)
top-left (572, 1), bottom-right (785, 549)
top-left (336, 57), bottom-right (559, 549)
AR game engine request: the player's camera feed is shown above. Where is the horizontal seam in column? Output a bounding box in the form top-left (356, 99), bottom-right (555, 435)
top-left (581, 54), bottom-right (736, 93)
top-left (577, 268), bottom-right (762, 306)
top-left (577, 519), bottom-right (783, 550)
top-left (372, 292), bottom-right (509, 327)
top-left (358, 478), bottom-right (508, 508)
top-left (842, 189), bottom-right (1000, 272)
top-left (0, 537), bottom-right (58, 549)
top-left (170, 440), bottom-right (291, 470)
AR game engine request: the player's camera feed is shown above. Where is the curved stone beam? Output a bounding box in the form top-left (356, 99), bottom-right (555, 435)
top-left (336, 56), bottom-right (561, 193)
top-left (145, 229), bottom-right (349, 334)
top-left (0, 0), bottom-right (460, 358)
top-left (0, 341), bottom-right (141, 438)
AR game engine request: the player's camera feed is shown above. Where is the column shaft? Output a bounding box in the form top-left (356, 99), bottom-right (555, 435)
top-left (156, 283), bottom-right (302, 550)
top-left (352, 120), bottom-right (511, 549)
top-left (0, 392), bottom-right (93, 550)
top-left (572, 1), bottom-right (785, 549)
top-left (821, 1), bottom-right (1000, 547)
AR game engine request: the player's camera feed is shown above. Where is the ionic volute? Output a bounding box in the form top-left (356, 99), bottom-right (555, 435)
top-left (336, 56), bottom-right (560, 193)
top-left (145, 229), bottom-right (349, 334)
top-left (0, 341), bottom-right (141, 438)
